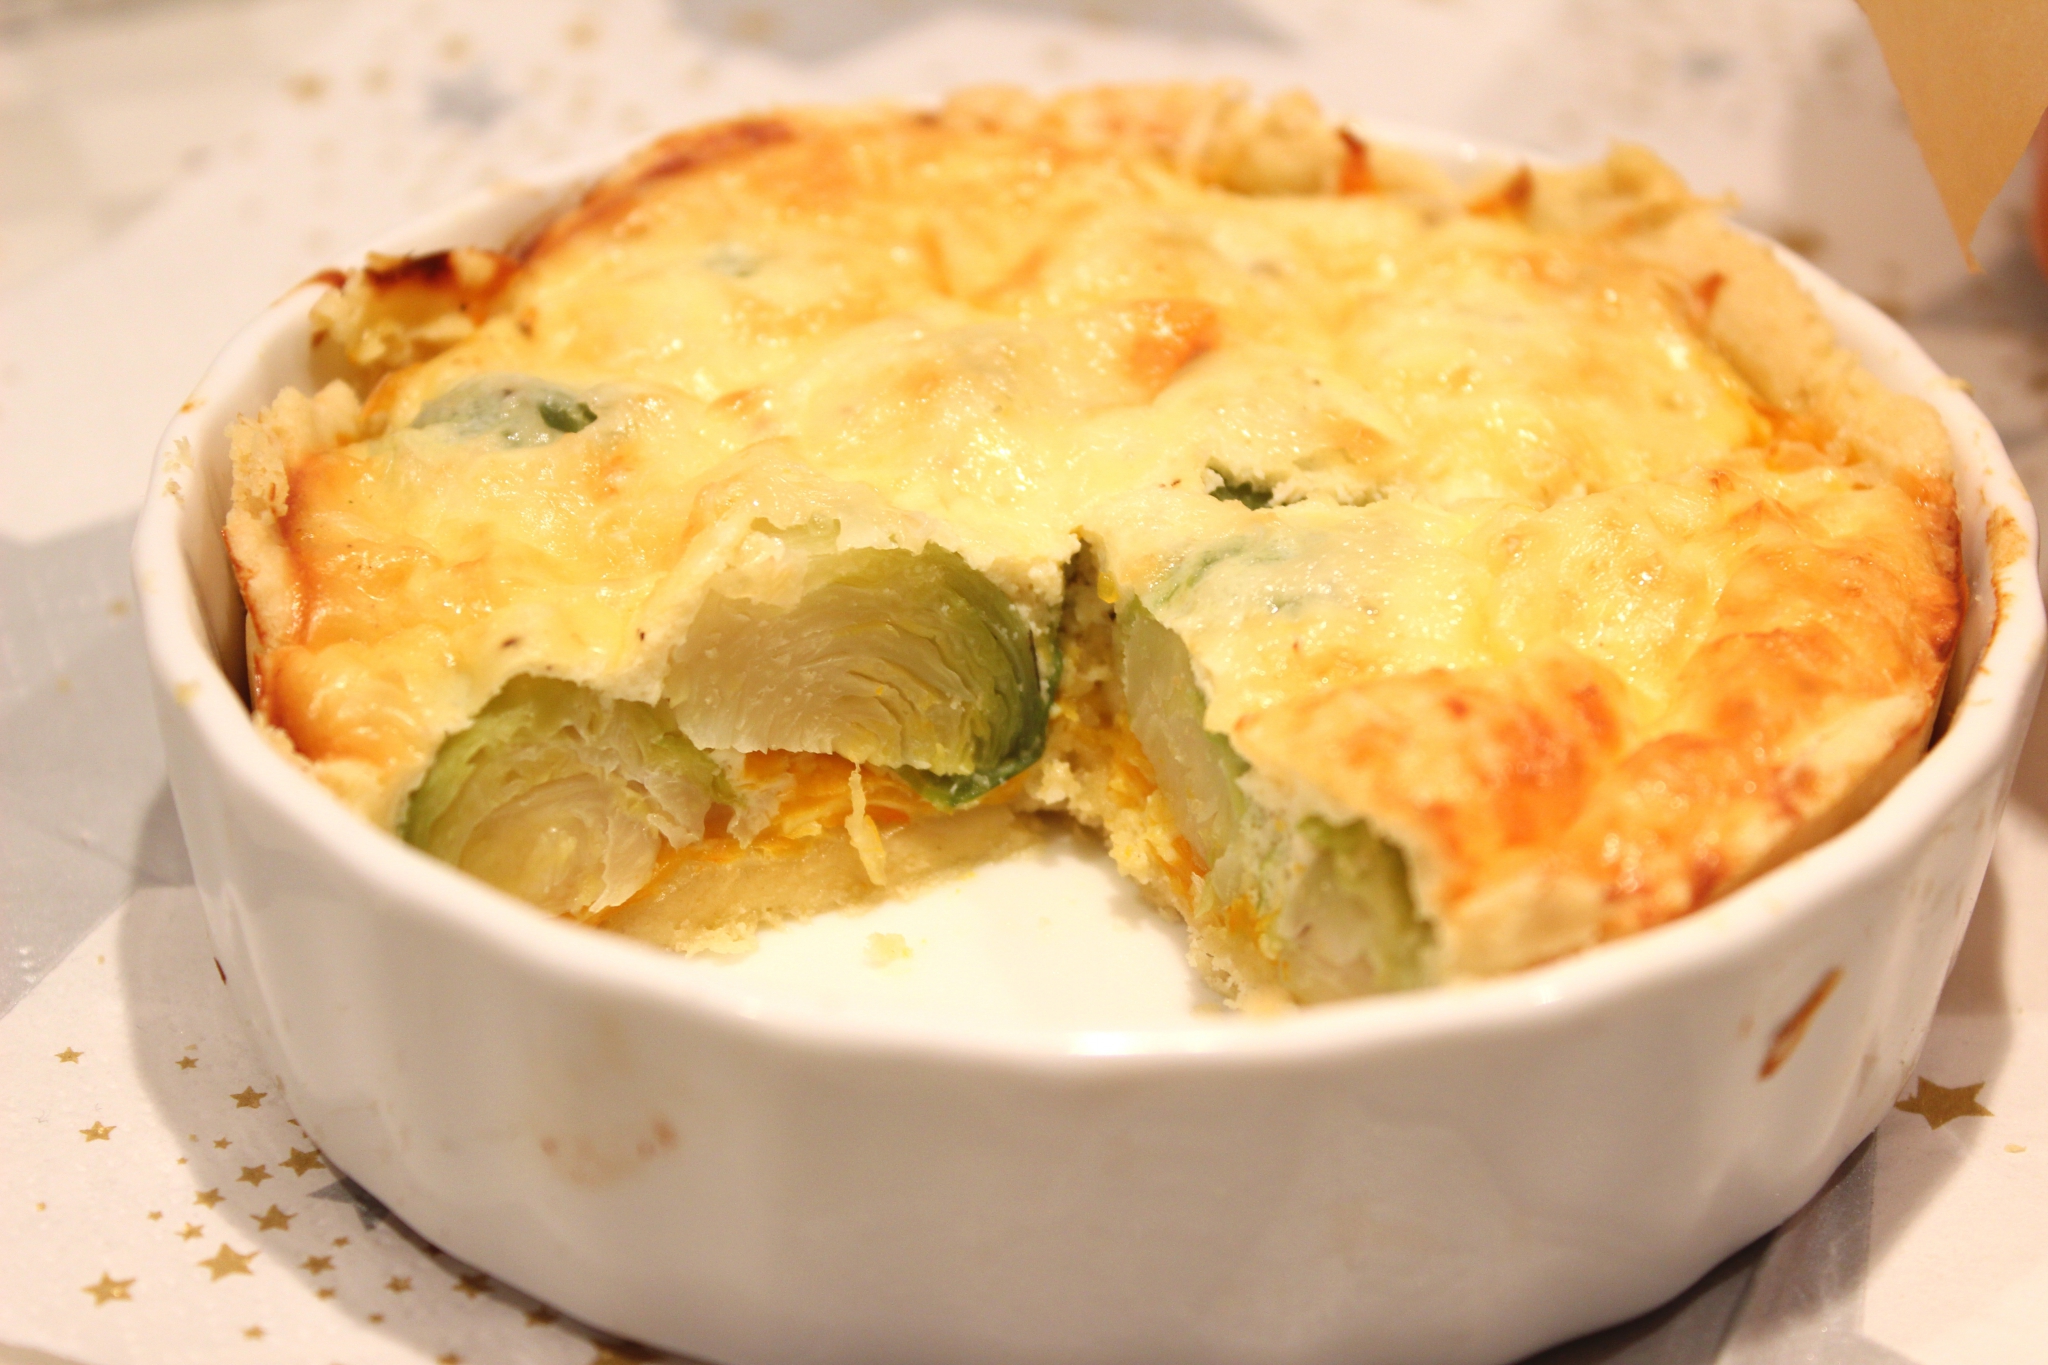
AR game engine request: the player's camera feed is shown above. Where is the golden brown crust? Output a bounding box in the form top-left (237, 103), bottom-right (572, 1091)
top-left (520, 116), bottom-right (801, 262)
top-left (309, 247), bottom-right (519, 383)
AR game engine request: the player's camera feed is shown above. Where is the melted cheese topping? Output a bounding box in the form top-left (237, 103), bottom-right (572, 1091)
top-left (231, 86), bottom-right (1960, 987)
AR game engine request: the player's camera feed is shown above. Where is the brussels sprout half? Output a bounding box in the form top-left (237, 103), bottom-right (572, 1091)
top-left (1291, 817), bottom-right (1429, 994)
top-left (1116, 597), bottom-right (1429, 994)
top-left (1115, 598), bottom-right (1246, 865)
top-left (403, 676), bottom-right (727, 918)
top-left (413, 373), bottom-right (597, 446)
top-left (666, 544), bottom-right (1051, 809)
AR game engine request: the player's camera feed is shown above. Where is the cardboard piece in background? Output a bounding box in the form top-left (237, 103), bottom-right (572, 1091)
top-left (1861, 0), bottom-right (2048, 268)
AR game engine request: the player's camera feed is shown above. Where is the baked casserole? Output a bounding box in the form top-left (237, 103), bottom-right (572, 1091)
top-left (223, 84), bottom-right (1963, 1006)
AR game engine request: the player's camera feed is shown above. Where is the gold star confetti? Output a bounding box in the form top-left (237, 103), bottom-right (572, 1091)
top-left (176, 1158), bottom-right (187, 1166)
top-left (176, 1057), bottom-right (198, 1071)
top-left (179, 1224), bottom-right (205, 1241)
top-left (194, 1189), bottom-right (224, 1209)
top-left (1895, 1077), bottom-right (1994, 1129)
top-left (332, 1236), bottom-right (351, 1248)
top-left (198, 1244), bottom-right (258, 1280)
top-left (453, 1272), bottom-right (491, 1298)
top-left (82, 1273), bottom-right (134, 1305)
top-left (213, 1137), bottom-right (232, 1150)
top-left (147, 1211), bottom-right (162, 1221)
top-left (80, 1121), bottom-right (114, 1142)
top-left (237, 1165), bottom-right (272, 1187)
top-left (525, 1305), bottom-right (559, 1327)
top-left (302, 1255), bottom-right (334, 1275)
top-left (387, 1275), bottom-right (414, 1294)
top-left (230, 1086), bottom-right (268, 1109)
top-left (317, 1287), bottom-right (337, 1300)
top-left (281, 1147), bottom-right (326, 1176)
top-left (243, 1325), bottom-right (264, 1340)
top-left (56, 1048), bottom-right (82, 1063)
top-left (252, 1205), bottom-right (295, 1232)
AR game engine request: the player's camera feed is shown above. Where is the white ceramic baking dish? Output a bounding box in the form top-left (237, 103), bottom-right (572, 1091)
top-left (133, 134), bottom-right (2044, 1365)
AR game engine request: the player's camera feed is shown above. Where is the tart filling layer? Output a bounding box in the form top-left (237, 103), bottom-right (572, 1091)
top-left (226, 85), bottom-right (1962, 1005)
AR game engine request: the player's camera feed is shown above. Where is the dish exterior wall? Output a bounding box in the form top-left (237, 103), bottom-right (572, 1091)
top-left (137, 174), bottom-right (2043, 1365)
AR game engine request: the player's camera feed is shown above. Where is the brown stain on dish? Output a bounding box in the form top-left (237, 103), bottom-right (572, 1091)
top-left (1985, 505), bottom-right (2026, 649)
top-left (1759, 967), bottom-right (1842, 1078)
top-left (538, 1115), bottom-right (681, 1186)
top-left (1987, 506), bottom-right (2026, 576)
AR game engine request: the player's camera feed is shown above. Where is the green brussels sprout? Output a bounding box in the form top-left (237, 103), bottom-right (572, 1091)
top-left (666, 544), bottom-right (1050, 809)
top-left (1116, 596), bottom-right (1427, 994)
top-left (1290, 817), bottom-right (1428, 994)
top-left (1114, 598), bottom-right (1246, 865)
top-left (1208, 477), bottom-right (1273, 509)
top-left (403, 676), bottom-right (726, 916)
top-left (413, 373), bottom-right (597, 446)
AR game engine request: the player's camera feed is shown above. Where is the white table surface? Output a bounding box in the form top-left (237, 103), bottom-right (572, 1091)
top-left (2, 2), bottom-right (2044, 1362)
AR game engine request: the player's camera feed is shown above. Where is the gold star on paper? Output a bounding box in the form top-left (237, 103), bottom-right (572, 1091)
top-left (525, 1305), bottom-right (559, 1327)
top-left (178, 1224), bottom-right (204, 1241)
top-left (147, 1211), bottom-right (162, 1221)
top-left (194, 1189), bottom-right (224, 1209)
top-left (80, 1122), bottom-right (114, 1142)
top-left (198, 1244), bottom-right (257, 1280)
top-left (243, 1325), bottom-right (264, 1340)
top-left (452, 1272), bottom-right (491, 1298)
top-left (176, 1057), bottom-right (198, 1071)
top-left (387, 1275), bottom-right (413, 1294)
top-left (302, 1255), bottom-right (334, 1275)
top-left (82, 1273), bottom-right (134, 1305)
top-left (213, 1137), bottom-right (231, 1150)
top-left (230, 1086), bottom-right (267, 1109)
top-left (252, 1205), bottom-right (295, 1232)
top-left (332, 1237), bottom-right (350, 1248)
top-left (316, 1287), bottom-right (337, 1300)
top-left (1895, 1077), bottom-right (1994, 1129)
top-left (56, 1048), bottom-right (82, 1063)
top-left (237, 1165), bottom-right (271, 1187)
top-left (281, 1147), bottom-right (326, 1176)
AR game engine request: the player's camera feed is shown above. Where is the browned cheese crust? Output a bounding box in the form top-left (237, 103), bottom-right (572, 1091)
top-left (222, 84), bottom-right (1962, 996)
